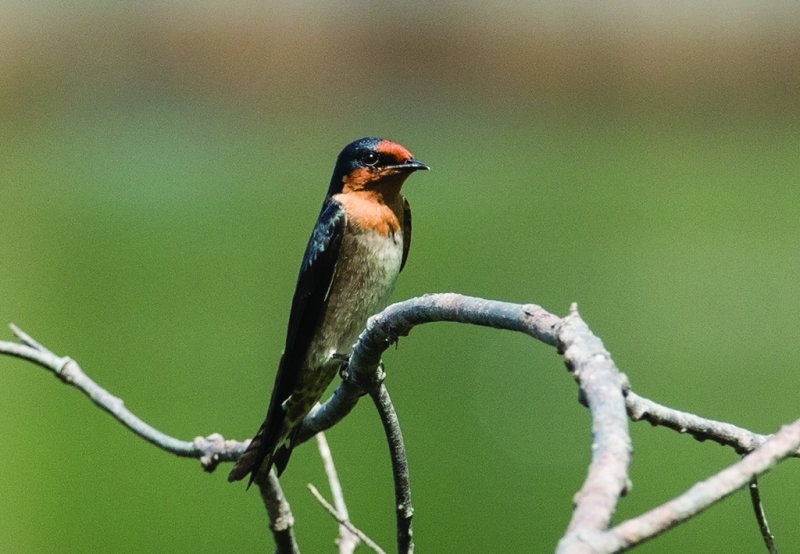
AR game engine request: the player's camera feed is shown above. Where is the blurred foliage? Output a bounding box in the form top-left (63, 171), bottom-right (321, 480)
top-left (1, 2), bottom-right (799, 553)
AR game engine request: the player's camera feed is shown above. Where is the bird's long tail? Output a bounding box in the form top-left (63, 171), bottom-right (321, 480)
top-left (228, 423), bottom-right (269, 484)
top-left (228, 422), bottom-right (293, 485)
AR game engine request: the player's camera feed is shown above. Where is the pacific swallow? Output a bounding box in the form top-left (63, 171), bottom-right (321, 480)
top-left (229, 137), bottom-right (428, 485)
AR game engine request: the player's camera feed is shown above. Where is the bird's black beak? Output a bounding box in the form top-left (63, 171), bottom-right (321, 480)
top-left (394, 159), bottom-right (430, 172)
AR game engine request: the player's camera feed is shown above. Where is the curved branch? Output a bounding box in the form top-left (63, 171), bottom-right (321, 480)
top-left (1, 323), bottom-right (300, 548)
top-left (307, 483), bottom-right (385, 554)
top-left (0, 297), bottom-right (568, 553)
top-left (0, 324), bottom-right (245, 470)
top-left (749, 477), bottom-right (778, 554)
top-left (315, 295), bottom-right (563, 553)
top-left (300, 294), bottom-right (632, 554)
top-left (626, 391), bottom-right (800, 457)
top-left (5, 292), bottom-right (800, 553)
top-left (606, 418), bottom-right (800, 552)
top-left (371, 383), bottom-right (413, 554)
top-left (556, 306), bottom-right (632, 550)
top-left (314, 433), bottom-right (361, 553)
top-left (294, 294), bottom-right (561, 447)
top-left (347, 294), bottom-right (561, 384)
top-left (258, 471), bottom-right (300, 554)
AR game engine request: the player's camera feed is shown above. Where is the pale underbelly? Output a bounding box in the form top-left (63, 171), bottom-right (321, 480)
top-left (283, 228), bottom-right (403, 426)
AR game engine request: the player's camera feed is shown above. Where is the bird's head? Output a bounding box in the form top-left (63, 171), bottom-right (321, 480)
top-left (328, 137), bottom-right (429, 196)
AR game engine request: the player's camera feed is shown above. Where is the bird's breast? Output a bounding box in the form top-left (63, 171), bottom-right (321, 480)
top-left (308, 224), bottom-right (404, 367)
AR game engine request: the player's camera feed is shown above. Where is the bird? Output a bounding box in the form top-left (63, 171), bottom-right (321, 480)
top-left (228, 137), bottom-right (428, 485)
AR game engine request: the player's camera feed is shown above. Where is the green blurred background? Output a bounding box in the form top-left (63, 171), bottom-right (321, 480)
top-left (2, 2), bottom-right (799, 552)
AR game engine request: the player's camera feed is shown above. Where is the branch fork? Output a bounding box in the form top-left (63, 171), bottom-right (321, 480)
top-left (2, 294), bottom-right (796, 552)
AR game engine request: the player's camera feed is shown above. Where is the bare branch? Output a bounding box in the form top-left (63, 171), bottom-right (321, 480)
top-left (626, 391), bottom-right (799, 457)
top-left (0, 325), bottom-right (245, 471)
top-left (556, 305), bottom-right (632, 553)
top-left (0, 298), bottom-right (565, 553)
top-left (257, 471), bottom-right (299, 554)
top-left (5, 292), bottom-right (800, 552)
top-left (749, 477), bottom-right (778, 554)
top-left (2, 325), bottom-right (299, 547)
top-left (11, 322), bottom-right (47, 350)
top-left (293, 295), bottom-right (561, 448)
top-left (294, 380), bottom-right (364, 448)
top-left (347, 295), bottom-right (561, 386)
top-left (307, 484), bottom-right (387, 554)
top-left (315, 433), bottom-right (360, 554)
top-left (606, 419), bottom-right (800, 552)
top-left (331, 295), bottom-right (561, 553)
top-left (371, 383), bottom-right (414, 554)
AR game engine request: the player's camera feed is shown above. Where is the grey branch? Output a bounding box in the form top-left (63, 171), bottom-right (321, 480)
top-left (314, 433), bottom-right (361, 554)
top-left (556, 305), bottom-right (632, 550)
top-left (370, 383), bottom-right (414, 554)
top-left (258, 471), bottom-right (300, 554)
top-left (606, 418), bottom-right (800, 552)
top-left (292, 294), bottom-right (561, 446)
top-left (626, 390), bottom-right (800, 457)
top-left (1, 322), bottom-right (300, 550)
top-left (307, 483), bottom-right (386, 554)
top-left (1, 324), bottom-right (245, 470)
top-left (3, 292), bottom-right (800, 552)
top-left (749, 477), bottom-right (778, 554)
top-left (302, 294), bottom-right (797, 552)
top-left (310, 294), bottom-right (562, 553)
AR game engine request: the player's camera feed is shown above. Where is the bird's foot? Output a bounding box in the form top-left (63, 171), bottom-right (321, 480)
top-left (332, 352), bottom-right (350, 378)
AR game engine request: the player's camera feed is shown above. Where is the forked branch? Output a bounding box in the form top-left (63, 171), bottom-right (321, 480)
top-left (1, 293), bottom-right (797, 552)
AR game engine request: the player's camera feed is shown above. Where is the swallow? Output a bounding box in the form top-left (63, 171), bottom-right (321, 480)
top-left (229, 137), bottom-right (428, 485)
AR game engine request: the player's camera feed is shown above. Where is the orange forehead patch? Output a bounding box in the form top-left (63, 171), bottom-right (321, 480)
top-left (376, 140), bottom-right (413, 163)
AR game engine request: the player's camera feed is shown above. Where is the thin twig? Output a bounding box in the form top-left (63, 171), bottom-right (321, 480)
top-left (257, 470), bottom-right (300, 554)
top-left (606, 419), bottom-right (800, 552)
top-left (626, 391), bottom-right (797, 458)
top-left (371, 383), bottom-right (414, 554)
top-left (10, 323), bottom-right (47, 350)
top-left (307, 484), bottom-right (387, 554)
top-left (316, 433), bottom-right (360, 553)
top-left (749, 477), bottom-right (778, 554)
top-left (1, 324), bottom-right (297, 547)
top-left (0, 324), bottom-right (245, 470)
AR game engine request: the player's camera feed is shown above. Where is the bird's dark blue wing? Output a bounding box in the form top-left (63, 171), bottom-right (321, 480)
top-left (228, 197), bottom-right (345, 483)
top-left (277, 197), bottom-right (346, 396)
top-left (400, 195), bottom-right (411, 272)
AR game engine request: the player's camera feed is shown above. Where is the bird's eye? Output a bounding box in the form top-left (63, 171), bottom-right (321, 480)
top-left (362, 152), bottom-right (380, 167)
